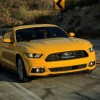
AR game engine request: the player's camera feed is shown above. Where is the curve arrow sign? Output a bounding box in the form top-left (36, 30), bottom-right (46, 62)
top-left (56, 0), bottom-right (63, 9)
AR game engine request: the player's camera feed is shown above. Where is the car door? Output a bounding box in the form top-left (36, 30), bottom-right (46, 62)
top-left (1, 30), bottom-right (16, 70)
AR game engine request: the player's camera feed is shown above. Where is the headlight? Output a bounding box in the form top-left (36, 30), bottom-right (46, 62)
top-left (25, 53), bottom-right (43, 58)
top-left (89, 47), bottom-right (94, 52)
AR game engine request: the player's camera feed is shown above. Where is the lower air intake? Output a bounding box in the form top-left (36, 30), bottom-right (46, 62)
top-left (49, 64), bottom-right (86, 72)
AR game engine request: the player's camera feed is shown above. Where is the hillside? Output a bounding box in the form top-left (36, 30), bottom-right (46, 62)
top-left (0, 0), bottom-right (100, 38)
top-left (60, 3), bottom-right (100, 38)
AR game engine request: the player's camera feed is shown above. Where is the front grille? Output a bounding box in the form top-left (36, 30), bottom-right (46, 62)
top-left (49, 64), bottom-right (86, 72)
top-left (45, 50), bottom-right (88, 62)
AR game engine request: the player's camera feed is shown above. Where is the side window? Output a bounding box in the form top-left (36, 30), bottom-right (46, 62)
top-left (4, 30), bottom-right (15, 43)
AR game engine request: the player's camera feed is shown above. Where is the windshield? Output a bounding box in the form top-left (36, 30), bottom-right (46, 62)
top-left (16, 27), bottom-right (69, 42)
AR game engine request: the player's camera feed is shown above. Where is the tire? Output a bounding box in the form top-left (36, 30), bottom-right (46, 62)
top-left (17, 57), bottom-right (29, 82)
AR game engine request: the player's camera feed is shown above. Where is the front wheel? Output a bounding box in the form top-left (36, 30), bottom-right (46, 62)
top-left (17, 57), bottom-right (28, 82)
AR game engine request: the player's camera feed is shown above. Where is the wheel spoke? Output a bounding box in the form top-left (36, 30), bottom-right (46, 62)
top-left (18, 58), bottom-right (24, 80)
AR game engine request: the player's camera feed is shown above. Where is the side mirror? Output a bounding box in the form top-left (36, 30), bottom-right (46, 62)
top-left (69, 32), bottom-right (75, 37)
top-left (3, 38), bottom-right (11, 43)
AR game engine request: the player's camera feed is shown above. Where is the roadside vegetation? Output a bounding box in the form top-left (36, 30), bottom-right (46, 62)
top-left (0, 0), bottom-right (100, 38)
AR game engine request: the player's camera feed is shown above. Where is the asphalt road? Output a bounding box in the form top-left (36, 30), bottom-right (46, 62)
top-left (0, 39), bottom-right (100, 100)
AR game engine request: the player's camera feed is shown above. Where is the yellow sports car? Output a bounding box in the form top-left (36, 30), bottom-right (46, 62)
top-left (0, 24), bottom-right (96, 81)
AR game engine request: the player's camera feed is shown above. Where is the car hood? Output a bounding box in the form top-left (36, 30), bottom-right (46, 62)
top-left (17, 38), bottom-right (92, 53)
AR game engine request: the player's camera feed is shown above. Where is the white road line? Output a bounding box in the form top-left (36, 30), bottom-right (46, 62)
top-left (0, 74), bottom-right (42, 100)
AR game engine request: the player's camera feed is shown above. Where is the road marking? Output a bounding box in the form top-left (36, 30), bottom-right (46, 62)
top-left (0, 74), bottom-right (42, 100)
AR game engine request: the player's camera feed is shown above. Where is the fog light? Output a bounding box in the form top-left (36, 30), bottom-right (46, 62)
top-left (36, 68), bottom-right (40, 73)
top-left (89, 61), bottom-right (95, 67)
top-left (31, 67), bottom-right (45, 73)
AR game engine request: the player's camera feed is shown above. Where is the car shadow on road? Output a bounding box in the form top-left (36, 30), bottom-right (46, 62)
top-left (0, 66), bottom-right (100, 83)
top-left (0, 68), bottom-right (20, 83)
top-left (0, 67), bottom-right (91, 83)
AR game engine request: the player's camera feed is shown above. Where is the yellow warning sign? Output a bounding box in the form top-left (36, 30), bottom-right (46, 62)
top-left (54, 0), bottom-right (65, 10)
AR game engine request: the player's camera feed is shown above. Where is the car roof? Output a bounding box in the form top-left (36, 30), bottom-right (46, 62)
top-left (12, 24), bottom-right (58, 31)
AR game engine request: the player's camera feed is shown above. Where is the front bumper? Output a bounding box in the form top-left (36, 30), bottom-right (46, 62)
top-left (22, 50), bottom-right (96, 76)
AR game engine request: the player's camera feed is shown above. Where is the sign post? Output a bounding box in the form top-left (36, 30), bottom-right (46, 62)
top-left (54, 0), bottom-right (65, 23)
